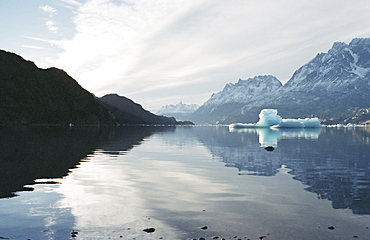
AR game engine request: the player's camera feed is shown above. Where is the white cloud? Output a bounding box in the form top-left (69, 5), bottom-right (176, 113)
top-left (24, 36), bottom-right (53, 43)
top-left (40, 5), bottom-right (57, 16)
top-left (51, 0), bottom-right (370, 111)
top-left (45, 20), bottom-right (58, 33)
top-left (21, 45), bottom-right (44, 49)
top-left (54, 0), bottom-right (204, 92)
top-left (40, 5), bottom-right (59, 33)
top-left (59, 0), bottom-right (82, 7)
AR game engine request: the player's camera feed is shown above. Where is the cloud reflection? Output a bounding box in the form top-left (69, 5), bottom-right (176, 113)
top-left (54, 127), bottom-right (234, 238)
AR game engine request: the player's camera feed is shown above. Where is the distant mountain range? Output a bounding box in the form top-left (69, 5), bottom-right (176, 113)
top-left (0, 50), bottom-right (186, 125)
top-left (156, 102), bottom-right (199, 121)
top-left (187, 38), bottom-right (370, 124)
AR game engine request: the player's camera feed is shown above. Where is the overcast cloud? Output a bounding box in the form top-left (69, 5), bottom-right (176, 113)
top-left (2, 0), bottom-right (370, 111)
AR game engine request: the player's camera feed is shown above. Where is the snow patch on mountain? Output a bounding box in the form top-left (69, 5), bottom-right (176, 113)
top-left (203, 75), bottom-right (282, 107)
top-left (284, 38), bottom-right (370, 93)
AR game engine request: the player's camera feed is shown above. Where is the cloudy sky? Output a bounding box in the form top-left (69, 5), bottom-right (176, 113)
top-left (1, 0), bottom-right (370, 111)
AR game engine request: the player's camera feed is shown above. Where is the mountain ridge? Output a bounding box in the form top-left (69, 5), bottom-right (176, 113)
top-left (189, 38), bottom-right (370, 124)
top-left (98, 94), bottom-right (180, 125)
top-left (0, 49), bottom-right (189, 125)
top-left (0, 49), bottom-right (115, 125)
top-left (156, 102), bottom-right (199, 121)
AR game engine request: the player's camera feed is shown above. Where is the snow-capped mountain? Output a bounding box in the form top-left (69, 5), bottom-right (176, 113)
top-left (272, 38), bottom-right (370, 122)
top-left (284, 38), bottom-right (370, 91)
top-left (157, 102), bottom-right (199, 114)
top-left (191, 38), bottom-right (370, 124)
top-left (203, 75), bottom-right (282, 107)
top-left (157, 102), bottom-right (199, 121)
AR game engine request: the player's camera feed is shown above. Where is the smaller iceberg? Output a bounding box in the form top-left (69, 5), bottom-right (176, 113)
top-left (229, 109), bottom-right (322, 129)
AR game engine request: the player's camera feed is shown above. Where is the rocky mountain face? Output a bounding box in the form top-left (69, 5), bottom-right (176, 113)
top-left (193, 75), bottom-right (282, 123)
top-left (191, 38), bottom-right (370, 124)
top-left (0, 50), bottom-right (115, 125)
top-left (98, 94), bottom-right (179, 125)
top-left (156, 102), bottom-right (199, 121)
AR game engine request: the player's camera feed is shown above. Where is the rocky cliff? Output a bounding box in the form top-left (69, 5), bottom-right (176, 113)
top-left (193, 75), bottom-right (282, 123)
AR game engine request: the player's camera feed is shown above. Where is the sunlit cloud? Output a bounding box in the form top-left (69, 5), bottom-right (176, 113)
top-left (45, 20), bottom-right (58, 33)
top-left (60, 0), bottom-right (82, 7)
top-left (49, 0), bottom-right (370, 111)
top-left (40, 5), bottom-right (57, 16)
top-left (24, 36), bottom-right (48, 42)
top-left (39, 5), bottom-right (59, 33)
top-left (55, 135), bottom-right (232, 238)
top-left (24, 36), bottom-right (61, 48)
top-left (21, 45), bottom-right (44, 49)
top-left (53, 0), bottom-right (204, 94)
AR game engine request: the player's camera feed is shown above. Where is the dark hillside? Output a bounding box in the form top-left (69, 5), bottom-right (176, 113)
top-left (98, 94), bottom-right (178, 125)
top-left (0, 50), bottom-right (115, 125)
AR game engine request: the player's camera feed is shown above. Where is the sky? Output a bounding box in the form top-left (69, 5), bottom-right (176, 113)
top-left (1, 0), bottom-right (370, 112)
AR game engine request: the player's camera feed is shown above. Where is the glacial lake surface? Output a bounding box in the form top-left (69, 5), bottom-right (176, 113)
top-left (0, 126), bottom-right (369, 240)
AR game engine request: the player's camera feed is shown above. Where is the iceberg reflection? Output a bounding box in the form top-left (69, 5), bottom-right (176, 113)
top-left (230, 127), bottom-right (322, 147)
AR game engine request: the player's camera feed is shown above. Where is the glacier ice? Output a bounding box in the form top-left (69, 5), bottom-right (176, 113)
top-left (272, 118), bottom-right (322, 128)
top-left (229, 109), bottom-right (322, 129)
top-left (256, 109), bottom-right (282, 127)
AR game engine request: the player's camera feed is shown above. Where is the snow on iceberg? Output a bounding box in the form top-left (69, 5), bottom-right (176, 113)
top-left (229, 109), bottom-right (322, 129)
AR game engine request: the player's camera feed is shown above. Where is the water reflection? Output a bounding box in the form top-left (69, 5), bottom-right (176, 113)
top-left (280, 128), bottom-right (370, 215)
top-left (0, 126), bottom-right (176, 239)
top-left (54, 126), bottom-right (236, 239)
top-left (0, 126), bottom-right (113, 198)
top-left (197, 126), bottom-right (370, 214)
top-left (230, 127), bottom-right (322, 147)
top-left (0, 126), bottom-right (176, 199)
top-left (1, 126), bottom-right (370, 240)
top-left (98, 126), bottom-right (176, 156)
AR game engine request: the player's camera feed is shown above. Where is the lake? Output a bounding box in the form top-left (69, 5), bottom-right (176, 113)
top-left (0, 125), bottom-right (369, 240)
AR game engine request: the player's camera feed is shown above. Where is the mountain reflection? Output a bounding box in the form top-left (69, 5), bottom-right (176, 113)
top-left (98, 126), bottom-right (176, 156)
top-left (0, 126), bottom-right (112, 198)
top-left (196, 126), bottom-right (370, 214)
top-left (0, 126), bottom-right (174, 199)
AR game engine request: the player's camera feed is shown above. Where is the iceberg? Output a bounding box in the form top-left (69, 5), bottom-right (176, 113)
top-left (272, 119), bottom-right (304, 128)
top-left (256, 109), bottom-right (282, 127)
top-left (229, 109), bottom-right (322, 129)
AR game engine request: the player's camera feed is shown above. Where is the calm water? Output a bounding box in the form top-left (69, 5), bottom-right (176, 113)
top-left (0, 126), bottom-right (370, 240)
